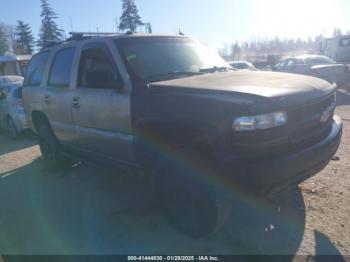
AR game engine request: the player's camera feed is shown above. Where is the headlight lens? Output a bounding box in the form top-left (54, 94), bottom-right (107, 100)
top-left (233, 111), bottom-right (288, 131)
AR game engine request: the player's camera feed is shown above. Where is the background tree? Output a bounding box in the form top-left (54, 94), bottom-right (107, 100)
top-left (145, 22), bottom-right (152, 33)
top-left (230, 42), bottom-right (241, 60)
top-left (15, 20), bottom-right (34, 54)
top-left (38, 0), bottom-right (64, 48)
top-left (0, 26), bottom-right (9, 55)
top-left (119, 0), bottom-right (144, 32)
top-left (333, 28), bottom-right (343, 37)
top-left (115, 18), bottom-right (120, 32)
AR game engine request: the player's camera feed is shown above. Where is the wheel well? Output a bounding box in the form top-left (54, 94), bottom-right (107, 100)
top-left (134, 121), bottom-right (212, 170)
top-left (31, 111), bottom-right (49, 132)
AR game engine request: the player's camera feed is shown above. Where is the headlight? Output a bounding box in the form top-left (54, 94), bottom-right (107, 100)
top-left (233, 111), bottom-right (288, 131)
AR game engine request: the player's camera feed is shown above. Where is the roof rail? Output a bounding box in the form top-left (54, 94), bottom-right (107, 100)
top-left (41, 32), bottom-right (125, 50)
top-left (43, 40), bottom-right (63, 49)
top-left (69, 31), bottom-right (122, 37)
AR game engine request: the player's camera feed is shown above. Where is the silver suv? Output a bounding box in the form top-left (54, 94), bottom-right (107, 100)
top-left (23, 33), bottom-right (342, 238)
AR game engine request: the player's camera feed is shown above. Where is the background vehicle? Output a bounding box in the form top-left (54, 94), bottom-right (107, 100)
top-left (321, 35), bottom-right (350, 64)
top-left (0, 77), bottom-right (29, 138)
top-left (0, 54), bottom-right (32, 77)
top-left (273, 54), bottom-right (350, 87)
top-left (0, 75), bottom-right (24, 86)
top-left (229, 60), bottom-right (257, 70)
top-left (23, 33), bottom-right (342, 238)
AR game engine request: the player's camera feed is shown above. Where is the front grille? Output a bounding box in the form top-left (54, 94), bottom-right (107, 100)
top-left (288, 94), bottom-right (335, 121)
top-left (230, 93), bottom-right (336, 158)
top-left (288, 93), bottom-right (335, 147)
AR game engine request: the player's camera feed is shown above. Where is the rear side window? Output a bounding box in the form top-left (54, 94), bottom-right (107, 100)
top-left (48, 47), bottom-right (75, 87)
top-left (24, 52), bottom-right (50, 86)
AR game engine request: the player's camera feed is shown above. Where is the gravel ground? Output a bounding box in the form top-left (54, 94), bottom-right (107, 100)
top-left (0, 91), bottom-right (349, 259)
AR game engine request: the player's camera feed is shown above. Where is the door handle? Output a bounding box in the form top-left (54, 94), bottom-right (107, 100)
top-left (44, 95), bottom-right (50, 104)
top-left (72, 97), bottom-right (80, 109)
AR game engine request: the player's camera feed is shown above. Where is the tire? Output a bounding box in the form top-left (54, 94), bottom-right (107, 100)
top-left (153, 150), bottom-right (232, 238)
top-left (227, 186), bottom-right (306, 255)
top-left (37, 120), bottom-right (62, 165)
top-left (7, 117), bottom-right (18, 139)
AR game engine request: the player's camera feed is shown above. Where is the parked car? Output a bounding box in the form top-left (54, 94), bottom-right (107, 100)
top-left (273, 55), bottom-right (350, 87)
top-left (0, 77), bottom-right (29, 138)
top-left (229, 60), bottom-right (257, 70)
top-left (23, 33), bottom-right (342, 238)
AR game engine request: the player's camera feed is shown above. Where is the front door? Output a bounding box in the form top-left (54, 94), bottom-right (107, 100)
top-left (71, 41), bottom-right (134, 164)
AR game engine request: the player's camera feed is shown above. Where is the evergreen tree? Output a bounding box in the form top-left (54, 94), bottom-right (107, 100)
top-left (38, 0), bottom-right (64, 48)
top-left (119, 0), bottom-right (144, 32)
top-left (15, 20), bottom-right (34, 54)
top-left (0, 26), bottom-right (8, 55)
top-left (333, 27), bottom-right (342, 37)
top-left (145, 22), bottom-right (152, 33)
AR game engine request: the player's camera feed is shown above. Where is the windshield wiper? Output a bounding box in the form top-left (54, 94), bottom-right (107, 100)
top-left (147, 71), bottom-right (205, 82)
top-left (199, 66), bottom-right (235, 73)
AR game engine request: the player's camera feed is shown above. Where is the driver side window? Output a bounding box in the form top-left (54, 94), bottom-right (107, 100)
top-left (78, 43), bottom-right (122, 89)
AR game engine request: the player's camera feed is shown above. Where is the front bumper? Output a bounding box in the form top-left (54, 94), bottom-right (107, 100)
top-left (216, 115), bottom-right (343, 196)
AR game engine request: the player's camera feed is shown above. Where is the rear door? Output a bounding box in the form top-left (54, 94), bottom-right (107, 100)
top-left (70, 40), bottom-right (134, 164)
top-left (44, 45), bottom-right (78, 143)
top-left (22, 51), bottom-right (51, 130)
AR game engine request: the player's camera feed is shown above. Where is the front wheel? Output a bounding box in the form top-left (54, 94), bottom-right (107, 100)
top-left (153, 150), bottom-right (232, 238)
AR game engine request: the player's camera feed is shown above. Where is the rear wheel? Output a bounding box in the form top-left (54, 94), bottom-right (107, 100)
top-left (7, 117), bottom-right (18, 139)
top-left (37, 121), bottom-right (62, 165)
top-left (154, 150), bottom-right (232, 238)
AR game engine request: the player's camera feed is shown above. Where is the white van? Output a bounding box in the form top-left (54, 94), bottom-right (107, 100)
top-left (322, 36), bottom-right (350, 64)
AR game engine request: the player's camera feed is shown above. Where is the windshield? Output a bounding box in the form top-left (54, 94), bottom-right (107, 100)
top-left (339, 37), bottom-right (350, 47)
top-left (116, 37), bottom-right (230, 81)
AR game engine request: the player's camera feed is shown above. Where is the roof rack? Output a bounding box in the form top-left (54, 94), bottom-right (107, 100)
top-left (69, 31), bottom-right (123, 38)
top-left (42, 31), bottom-right (127, 50)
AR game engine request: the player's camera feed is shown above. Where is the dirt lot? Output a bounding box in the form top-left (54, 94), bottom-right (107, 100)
top-left (0, 91), bottom-right (349, 258)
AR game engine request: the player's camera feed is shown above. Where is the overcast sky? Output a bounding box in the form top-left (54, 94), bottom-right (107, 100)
top-left (1, 0), bottom-right (349, 49)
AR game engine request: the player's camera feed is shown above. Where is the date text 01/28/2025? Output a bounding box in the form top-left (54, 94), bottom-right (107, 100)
top-left (127, 256), bottom-right (220, 261)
